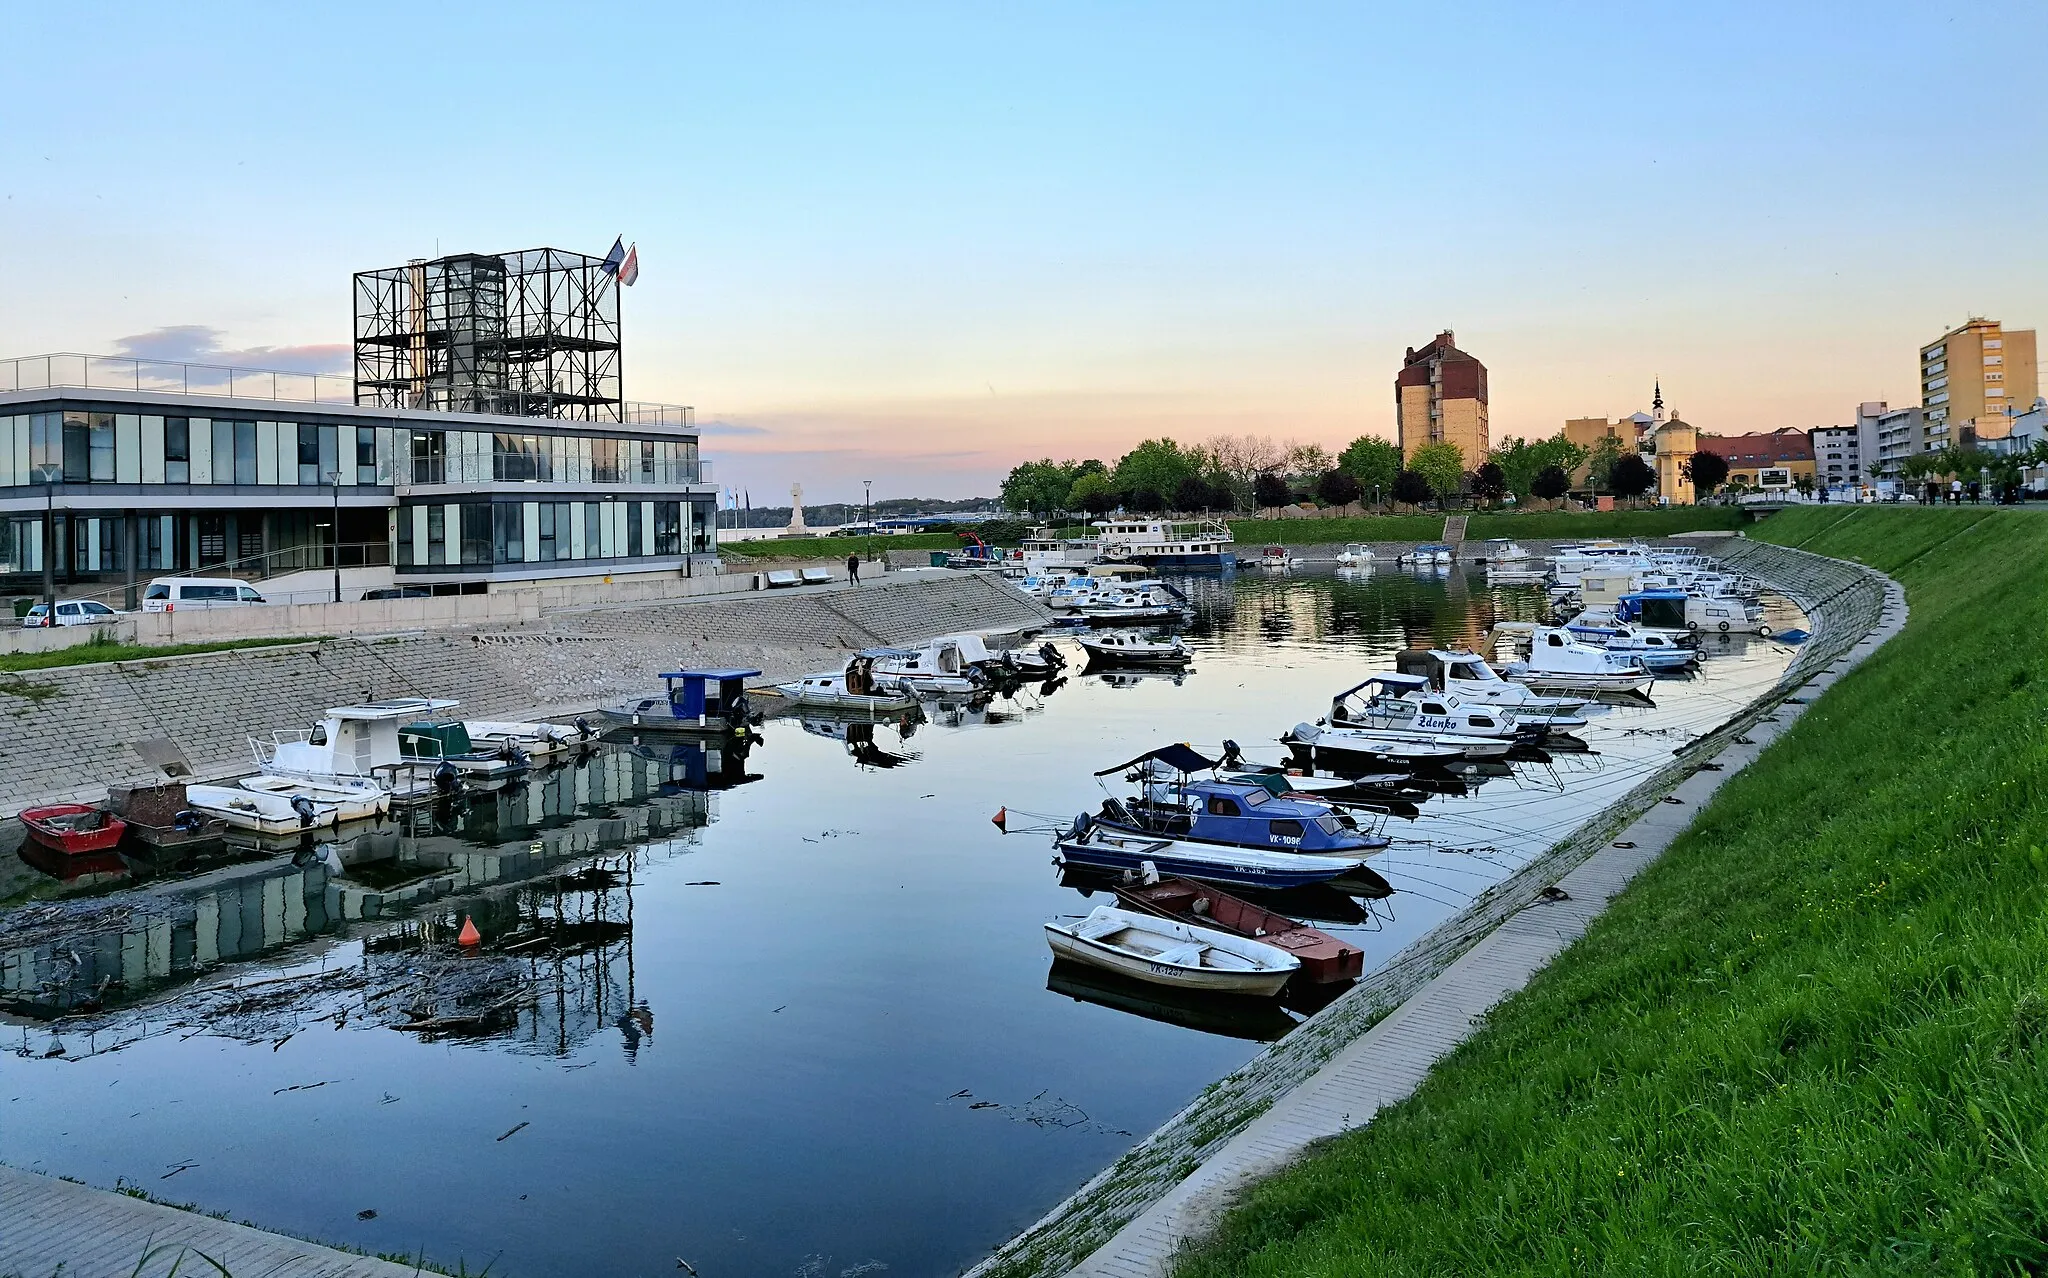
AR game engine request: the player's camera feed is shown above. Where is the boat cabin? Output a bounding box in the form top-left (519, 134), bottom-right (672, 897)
top-left (1099, 745), bottom-right (1378, 853)
top-left (1617, 590), bottom-right (1690, 630)
top-left (259, 697), bottom-right (462, 783)
top-left (658, 669), bottom-right (761, 725)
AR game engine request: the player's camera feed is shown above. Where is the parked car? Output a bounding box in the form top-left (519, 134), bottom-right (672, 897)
top-left (22, 599), bottom-right (123, 628)
top-left (140, 577), bottom-right (267, 612)
top-left (361, 585), bottom-right (434, 601)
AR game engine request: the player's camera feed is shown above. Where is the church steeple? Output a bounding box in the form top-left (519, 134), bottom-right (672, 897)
top-left (1652, 379), bottom-right (1665, 424)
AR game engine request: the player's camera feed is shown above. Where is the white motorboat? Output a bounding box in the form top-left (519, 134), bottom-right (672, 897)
top-left (1335, 543), bottom-right (1376, 566)
top-left (1496, 625), bottom-right (1656, 694)
top-left (777, 649), bottom-right (922, 710)
top-left (1280, 721), bottom-right (1493, 770)
top-left (464, 718), bottom-right (596, 761)
top-left (1257, 545), bottom-right (1299, 570)
top-left (1393, 649), bottom-right (1590, 723)
top-left (1397, 543), bottom-right (1455, 566)
top-left (254, 699), bottom-right (468, 802)
top-left (1330, 673), bottom-right (1577, 740)
top-left (1078, 632), bottom-right (1191, 666)
top-left (868, 638), bottom-right (987, 694)
top-left (186, 775), bottom-right (390, 834)
top-left (1479, 538), bottom-right (1530, 564)
top-left (1079, 580), bottom-right (1190, 625)
top-left (1045, 905), bottom-right (1299, 996)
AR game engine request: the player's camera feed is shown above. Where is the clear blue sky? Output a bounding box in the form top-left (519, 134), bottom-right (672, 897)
top-left (3, 2), bottom-right (2043, 501)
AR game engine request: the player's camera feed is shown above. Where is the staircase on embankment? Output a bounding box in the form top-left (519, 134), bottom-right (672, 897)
top-left (1442, 515), bottom-right (1469, 556)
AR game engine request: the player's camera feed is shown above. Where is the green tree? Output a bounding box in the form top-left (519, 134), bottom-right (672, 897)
top-left (999, 458), bottom-right (1075, 517)
top-left (1391, 469), bottom-right (1432, 505)
top-left (1492, 431), bottom-right (1590, 501)
top-left (1067, 470), bottom-right (1116, 516)
top-left (1471, 462), bottom-right (1507, 504)
top-left (1315, 468), bottom-right (1362, 508)
top-left (1683, 449), bottom-right (1729, 495)
top-left (1531, 464), bottom-right (1571, 502)
top-left (1408, 442), bottom-right (1465, 505)
top-left (1253, 472), bottom-right (1292, 509)
top-left (1610, 453), bottom-right (1657, 500)
top-left (1112, 439), bottom-right (1196, 504)
top-left (1337, 436), bottom-right (1401, 504)
top-left (1173, 474), bottom-right (1215, 512)
top-left (1585, 436), bottom-right (1624, 493)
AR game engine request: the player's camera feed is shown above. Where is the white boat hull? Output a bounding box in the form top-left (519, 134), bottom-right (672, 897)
top-left (1044, 906), bottom-right (1297, 996)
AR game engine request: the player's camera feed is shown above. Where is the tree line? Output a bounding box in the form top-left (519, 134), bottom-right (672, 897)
top-left (998, 429), bottom-right (1678, 519)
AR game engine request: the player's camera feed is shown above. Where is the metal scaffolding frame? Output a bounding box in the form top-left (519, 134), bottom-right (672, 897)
top-left (353, 247), bottom-right (624, 421)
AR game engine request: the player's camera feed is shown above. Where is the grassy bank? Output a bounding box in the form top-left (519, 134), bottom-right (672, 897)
top-left (1228, 506), bottom-right (1746, 545)
top-left (1176, 506), bottom-right (2048, 1276)
top-left (717, 532), bottom-right (961, 560)
top-left (0, 634), bottom-right (317, 673)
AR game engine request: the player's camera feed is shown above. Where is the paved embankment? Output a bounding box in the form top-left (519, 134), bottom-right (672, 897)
top-left (0, 570), bottom-right (1049, 816)
top-left (963, 536), bottom-right (1898, 1278)
top-left (0, 1163), bottom-right (424, 1277)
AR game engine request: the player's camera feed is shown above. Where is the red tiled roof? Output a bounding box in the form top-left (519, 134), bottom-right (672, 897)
top-left (1695, 430), bottom-right (1813, 465)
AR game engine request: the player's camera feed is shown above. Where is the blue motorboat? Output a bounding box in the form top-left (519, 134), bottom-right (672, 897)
top-left (1055, 816), bottom-right (1388, 893)
top-left (601, 668), bottom-right (764, 733)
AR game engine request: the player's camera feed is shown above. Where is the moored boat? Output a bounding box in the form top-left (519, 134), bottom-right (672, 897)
top-left (1044, 904), bottom-right (1299, 996)
top-left (1055, 819), bottom-right (1383, 892)
top-left (601, 669), bottom-right (764, 733)
top-left (186, 775), bottom-right (390, 834)
top-left (1114, 875), bottom-right (1365, 983)
top-left (777, 650), bottom-right (921, 711)
top-left (19, 803), bottom-right (127, 856)
top-left (1335, 543), bottom-right (1376, 566)
top-left (1077, 632), bottom-right (1191, 666)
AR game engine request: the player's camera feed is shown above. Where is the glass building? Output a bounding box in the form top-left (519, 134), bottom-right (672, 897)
top-left (0, 353), bottom-right (717, 604)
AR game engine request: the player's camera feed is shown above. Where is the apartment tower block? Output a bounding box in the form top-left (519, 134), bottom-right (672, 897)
top-left (1922, 318), bottom-right (2037, 447)
top-left (1395, 330), bottom-right (1489, 463)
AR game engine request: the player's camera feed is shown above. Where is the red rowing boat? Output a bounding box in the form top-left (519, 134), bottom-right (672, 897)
top-left (19, 803), bottom-right (128, 856)
top-left (1114, 876), bottom-right (1364, 984)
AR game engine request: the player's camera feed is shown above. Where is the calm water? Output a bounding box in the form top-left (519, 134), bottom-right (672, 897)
top-left (0, 568), bottom-right (1800, 1278)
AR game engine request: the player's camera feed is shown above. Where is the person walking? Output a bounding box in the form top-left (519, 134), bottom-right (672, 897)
top-left (846, 552), bottom-right (861, 584)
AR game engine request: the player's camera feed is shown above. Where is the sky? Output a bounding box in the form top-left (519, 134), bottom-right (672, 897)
top-left (3, 2), bottom-right (2045, 503)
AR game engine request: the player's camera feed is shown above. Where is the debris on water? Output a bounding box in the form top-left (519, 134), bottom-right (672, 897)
top-left (771, 1005), bottom-right (787, 1014)
top-left (1539, 886), bottom-right (1572, 903)
top-left (675, 1258), bottom-right (698, 1275)
top-left (272, 1080), bottom-right (330, 1095)
top-left (161, 1160), bottom-right (198, 1179)
top-left (497, 1121), bottom-right (530, 1142)
top-left (357, 1208), bottom-right (379, 1220)
top-left (968, 1101), bottom-right (999, 1110)
top-left (684, 881), bottom-right (721, 886)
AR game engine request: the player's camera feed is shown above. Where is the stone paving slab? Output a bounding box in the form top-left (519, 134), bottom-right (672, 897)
top-left (0, 1164), bottom-right (423, 1277)
top-left (1066, 568), bottom-right (1908, 1277)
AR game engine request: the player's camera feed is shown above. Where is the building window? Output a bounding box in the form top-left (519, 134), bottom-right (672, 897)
top-left (537, 502), bottom-right (558, 561)
top-left (356, 427), bottom-right (378, 484)
top-left (411, 431), bottom-right (446, 484)
top-left (233, 421), bottom-right (258, 485)
top-left (299, 423), bottom-right (322, 485)
top-left (86, 413), bottom-right (116, 482)
top-left (585, 502), bottom-right (603, 557)
top-left (638, 440), bottom-right (655, 483)
top-left (459, 503), bottom-right (491, 565)
top-left (655, 501), bottom-right (681, 555)
top-left (62, 413), bottom-right (89, 482)
top-left (396, 507), bottom-right (414, 565)
top-left (592, 438), bottom-right (621, 484)
top-left (165, 418), bottom-right (190, 483)
top-left (492, 502), bottom-right (525, 563)
top-left (626, 502), bottom-right (643, 556)
top-left (427, 506), bottom-right (446, 565)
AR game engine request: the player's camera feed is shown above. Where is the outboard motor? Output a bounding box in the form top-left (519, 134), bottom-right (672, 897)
top-left (1039, 641), bottom-right (1066, 670)
top-left (575, 716), bottom-right (595, 741)
top-left (434, 760), bottom-right (462, 796)
top-left (1219, 739), bottom-right (1244, 769)
top-left (290, 794), bottom-right (318, 829)
top-left (172, 809), bottom-right (205, 833)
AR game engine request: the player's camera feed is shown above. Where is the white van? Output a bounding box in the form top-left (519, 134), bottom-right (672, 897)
top-left (141, 577), bottom-right (268, 612)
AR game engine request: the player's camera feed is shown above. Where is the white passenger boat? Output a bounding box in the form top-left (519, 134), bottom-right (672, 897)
top-left (1044, 905), bottom-right (1299, 996)
top-left (1330, 673), bottom-right (1579, 739)
top-left (1335, 543), bottom-right (1376, 566)
top-left (1093, 518), bottom-right (1234, 569)
top-left (1495, 625), bottom-right (1656, 694)
top-left (186, 775), bottom-right (390, 834)
top-left (1077, 632), bottom-right (1191, 666)
top-left (1079, 580), bottom-right (1190, 625)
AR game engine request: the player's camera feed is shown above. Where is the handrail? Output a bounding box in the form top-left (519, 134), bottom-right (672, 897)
top-left (29, 539), bottom-right (392, 610)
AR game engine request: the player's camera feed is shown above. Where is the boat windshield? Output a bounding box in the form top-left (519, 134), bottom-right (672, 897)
top-left (1449, 660), bottom-right (1493, 681)
top-left (1238, 787), bottom-right (1270, 807)
top-left (1315, 814), bottom-right (1346, 835)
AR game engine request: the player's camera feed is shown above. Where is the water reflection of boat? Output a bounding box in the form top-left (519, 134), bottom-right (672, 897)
top-left (1094, 668), bottom-right (1194, 689)
top-left (799, 717), bottom-right (922, 769)
top-left (600, 732), bottom-right (763, 791)
top-left (1046, 959), bottom-right (1298, 1041)
top-left (1059, 864), bottom-right (1374, 926)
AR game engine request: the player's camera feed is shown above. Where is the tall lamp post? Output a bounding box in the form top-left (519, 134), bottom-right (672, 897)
top-left (34, 464), bottom-right (59, 616)
top-left (864, 479), bottom-right (874, 564)
top-left (327, 470), bottom-right (342, 603)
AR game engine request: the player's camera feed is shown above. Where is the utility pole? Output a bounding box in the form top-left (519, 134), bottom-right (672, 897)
top-left (36, 464), bottom-right (58, 615)
top-left (864, 479), bottom-right (874, 564)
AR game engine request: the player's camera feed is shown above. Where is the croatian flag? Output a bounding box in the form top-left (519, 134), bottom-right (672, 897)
top-left (600, 236), bottom-right (626, 277)
top-left (618, 242), bottom-right (640, 287)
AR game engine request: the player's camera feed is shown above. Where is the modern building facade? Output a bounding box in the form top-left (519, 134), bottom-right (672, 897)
top-left (1695, 428), bottom-right (1815, 489)
top-left (1921, 318), bottom-right (2038, 447)
top-left (1395, 330), bottom-right (1488, 463)
top-left (0, 356), bottom-right (715, 605)
top-left (1809, 423), bottom-right (1868, 487)
top-left (1864, 401), bottom-right (1927, 479)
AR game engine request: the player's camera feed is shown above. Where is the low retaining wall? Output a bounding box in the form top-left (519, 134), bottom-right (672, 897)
top-left (962, 536), bottom-right (1893, 1278)
top-left (0, 571), bottom-right (1050, 816)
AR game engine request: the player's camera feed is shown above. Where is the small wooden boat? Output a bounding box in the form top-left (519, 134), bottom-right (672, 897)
top-left (186, 776), bottom-right (390, 834)
top-left (1044, 905), bottom-right (1299, 996)
top-left (103, 782), bottom-right (227, 850)
top-left (1113, 875), bottom-right (1364, 984)
top-left (1077, 632), bottom-right (1191, 666)
top-left (19, 803), bottom-right (127, 856)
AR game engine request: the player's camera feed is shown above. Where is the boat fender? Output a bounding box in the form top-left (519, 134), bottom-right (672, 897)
top-left (290, 795), bottom-right (318, 828)
top-left (434, 761), bottom-right (462, 794)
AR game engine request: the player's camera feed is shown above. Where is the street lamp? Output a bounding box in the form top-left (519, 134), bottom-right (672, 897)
top-left (327, 470), bottom-right (342, 603)
top-left (32, 464), bottom-right (60, 615)
top-left (864, 479), bottom-right (874, 564)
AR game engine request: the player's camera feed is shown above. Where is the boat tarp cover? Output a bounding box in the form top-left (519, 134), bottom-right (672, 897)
top-left (1094, 743), bottom-right (1216, 777)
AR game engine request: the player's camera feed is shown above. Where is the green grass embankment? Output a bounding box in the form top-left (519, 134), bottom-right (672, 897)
top-left (1176, 505), bottom-right (2048, 1276)
top-left (1229, 506), bottom-right (1746, 546)
top-left (0, 635), bottom-right (316, 673)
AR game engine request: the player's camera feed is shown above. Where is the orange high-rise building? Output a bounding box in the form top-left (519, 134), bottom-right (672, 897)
top-left (1395, 330), bottom-right (1489, 464)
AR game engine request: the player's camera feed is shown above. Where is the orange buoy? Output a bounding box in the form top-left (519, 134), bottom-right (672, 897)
top-left (458, 916), bottom-right (481, 947)
top-left (991, 807), bottom-right (1008, 832)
